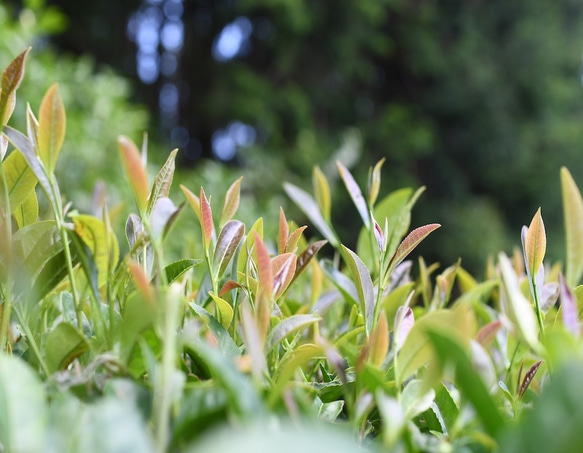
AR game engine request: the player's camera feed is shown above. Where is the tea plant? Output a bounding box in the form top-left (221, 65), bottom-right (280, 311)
top-left (2, 49), bottom-right (583, 453)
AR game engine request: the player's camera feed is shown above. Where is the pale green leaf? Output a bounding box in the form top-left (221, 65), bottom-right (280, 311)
top-left (45, 322), bottom-right (90, 373)
top-left (341, 245), bottom-right (375, 335)
top-left (147, 148), bottom-right (178, 217)
top-left (265, 314), bottom-right (321, 353)
top-left (337, 160), bottom-right (370, 228)
top-left (561, 167), bottom-right (583, 286)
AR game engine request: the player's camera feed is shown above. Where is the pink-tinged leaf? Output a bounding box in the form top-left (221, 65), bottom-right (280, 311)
top-left (254, 232), bottom-right (273, 301)
top-left (213, 220), bottom-right (245, 279)
top-left (367, 158), bottom-right (385, 206)
top-left (394, 306), bottom-right (414, 352)
top-left (286, 225), bottom-right (307, 253)
top-left (561, 167), bottom-right (583, 287)
top-left (38, 83), bottom-right (66, 174)
top-left (219, 280), bottom-right (243, 297)
top-left (147, 148), bottom-right (177, 216)
top-left (389, 224), bottom-right (441, 271)
top-left (118, 135), bottom-right (149, 213)
top-left (292, 239), bottom-right (327, 284)
top-left (476, 320), bottom-right (502, 347)
top-left (278, 207), bottom-right (289, 255)
top-left (220, 176), bottom-right (243, 227)
top-left (265, 313), bottom-right (320, 353)
top-left (283, 182), bottom-right (339, 247)
top-left (518, 360), bottom-right (543, 398)
top-left (341, 245), bottom-right (375, 335)
top-left (368, 311), bottom-right (389, 367)
top-left (337, 160), bottom-right (370, 228)
top-left (180, 184), bottom-right (201, 221)
top-left (200, 187), bottom-right (214, 250)
top-left (374, 219), bottom-right (385, 252)
top-left (0, 48), bottom-right (30, 125)
top-left (272, 253), bottom-right (297, 300)
top-left (559, 273), bottom-right (579, 336)
top-left (524, 208), bottom-right (546, 278)
top-left (313, 166), bottom-right (331, 222)
top-left (129, 260), bottom-right (154, 305)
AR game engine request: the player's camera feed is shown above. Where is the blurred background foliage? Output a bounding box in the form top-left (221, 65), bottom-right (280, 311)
top-left (3, 0), bottom-right (583, 274)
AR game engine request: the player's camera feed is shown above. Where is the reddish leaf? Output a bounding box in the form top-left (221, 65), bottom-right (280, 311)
top-left (368, 311), bottom-right (389, 367)
top-left (389, 224), bottom-right (441, 271)
top-left (272, 253), bottom-right (297, 299)
top-left (219, 280), bottom-right (243, 297)
top-left (118, 135), bottom-right (149, 213)
top-left (0, 48), bottom-right (30, 125)
top-left (476, 320), bottom-right (502, 347)
top-left (200, 187), bottom-right (214, 250)
top-left (213, 220), bottom-right (245, 279)
top-left (180, 184), bottom-right (201, 221)
top-left (292, 239), bottom-right (327, 284)
top-left (518, 360), bottom-right (543, 398)
top-left (129, 260), bottom-right (154, 305)
top-left (254, 232), bottom-right (273, 301)
top-left (38, 83), bottom-right (66, 174)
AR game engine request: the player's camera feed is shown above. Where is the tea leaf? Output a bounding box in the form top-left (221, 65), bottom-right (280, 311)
top-left (38, 83), bottom-right (66, 174)
top-left (0, 134), bottom-right (6, 159)
top-left (425, 328), bottom-right (504, 438)
top-left (388, 223), bottom-right (441, 272)
top-left (524, 208), bottom-right (546, 278)
top-left (283, 182), bottom-right (339, 247)
top-left (286, 225), bottom-right (308, 253)
top-left (13, 189), bottom-right (38, 229)
top-left (278, 207), bottom-right (289, 254)
top-left (220, 176), bottom-right (243, 227)
top-left (45, 322), bottom-right (90, 373)
top-left (0, 354), bottom-right (47, 453)
top-left (118, 136), bottom-right (149, 213)
top-left (367, 311), bottom-right (389, 367)
top-left (341, 245), bottom-right (375, 335)
top-left (147, 148), bottom-right (177, 217)
top-left (518, 360), bottom-right (543, 399)
top-left (25, 102), bottom-right (38, 150)
top-left (265, 314), bottom-right (320, 353)
top-left (189, 303), bottom-right (239, 359)
top-left (200, 187), bottom-right (214, 250)
top-left (254, 232), bottom-right (273, 301)
top-left (32, 247), bottom-right (74, 303)
top-left (209, 291), bottom-right (234, 329)
top-left (394, 305), bottom-right (414, 352)
top-left (214, 220), bottom-right (245, 279)
top-left (401, 379), bottom-right (436, 419)
top-left (367, 158), bottom-right (385, 206)
top-left (558, 273), bottom-right (579, 336)
top-left (0, 48), bottom-right (30, 125)
top-left (561, 167), bottom-right (583, 287)
top-left (313, 166), bottom-right (331, 222)
top-left (2, 148), bottom-right (37, 212)
top-left (337, 160), bottom-right (370, 228)
top-left (272, 253), bottom-right (297, 299)
top-left (164, 258), bottom-right (201, 284)
top-left (476, 320), bottom-right (502, 348)
top-left (292, 239), bottom-right (327, 284)
top-left (180, 184), bottom-right (201, 221)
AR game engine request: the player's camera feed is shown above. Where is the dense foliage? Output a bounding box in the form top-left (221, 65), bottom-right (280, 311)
top-left (3, 51), bottom-right (583, 452)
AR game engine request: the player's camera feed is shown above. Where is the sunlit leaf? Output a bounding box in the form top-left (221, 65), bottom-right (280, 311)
top-left (45, 322), bottom-right (90, 373)
top-left (150, 196), bottom-right (178, 240)
top-left (0, 48), bottom-right (30, 125)
top-left (200, 187), bottom-right (214, 250)
top-left (2, 148), bottom-right (37, 214)
top-left (313, 166), bottom-right (331, 222)
top-left (523, 208), bottom-right (546, 279)
top-left (180, 184), bottom-right (201, 221)
top-left (254, 232), bottom-right (273, 301)
top-left (394, 305), bottom-right (414, 352)
top-left (13, 189), bottom-right (38, 228)
top-left (37, 83), bottom-right (66, 174)
top-left (278, 207), bottom-right (289, 254)
top-left (209, 291), bottom-right (234, 329)
top-left (219, 176), bottom-right (243, 227)
top-left (286, 225), bottom-right (307, 253)
top-left (388, 223), bottom-right (441, 273)
top-left (341, 245), bottom-right (375, 335)
top-left (337, 160), bottom-right (370, 228)
top-left (147, 148), bottom-right (177, 217)
top-left (272, 253), bottom-right (297, 299)
top-left (164, 258), bottom-right (201, 284)
top-left (283, 182), bottom-right (339, 247)
top-left (367, 158), bottom-right (385, 206)
top-left (561, 167), bottom-right (583, 287)
top-left (265, 314), bottom-right (320, 353)
top-left (401, 379), bottom-right (435, 419)
top-left (118, 135), bottom-right (149, 213)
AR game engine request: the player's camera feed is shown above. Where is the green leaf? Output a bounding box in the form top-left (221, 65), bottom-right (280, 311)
top-left (13, 188), bottom-right (38, 228)
top-left (213, 220), bottom-right (245, 279)
top-left (147, 148), bottom-right (177, 217)
top-left (164, 258), bottom-right (201, 284)
top-left (37, 83), bottom-right (66, 174)
top-left (0, 48), bottom-right (30, 125)
top-left (388, 223), bottom-right (441, 273)
top-left (31, 247), bottom-right (73, 303)
top-left (209, 291), bottom-right (234, 329)
top-left (184, 339), bottom-right (263, 418)
top-left (341, 245), bottom-right (375, 335)
top-left (0, 354), bottom-right (46, 453)
top-left (45, 322), bottom-right (90, 373)
top-left (523, 208), bottom-right (546, 278)
top-left (189, 303), bottom-right (240, 359)
top-left (3, 148), bottom-right (38, 213)
top-left (561, 167), bottom-right (583, 287)
top-left (265, 314), bottom-right (321, 353)
top-left (367, 158), bottom-right (385, 206)
top-left (313, 166), bottom-right (331, 222)
top-left (401, 379), bottom-right (435, 419)
top-left (425, 328), bottom-right (505, 438)
top-left (283, 182), bottom-right (339, 248)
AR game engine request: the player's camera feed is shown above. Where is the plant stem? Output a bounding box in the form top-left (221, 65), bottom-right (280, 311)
top-left (14, 307), bottom-right (50, 376)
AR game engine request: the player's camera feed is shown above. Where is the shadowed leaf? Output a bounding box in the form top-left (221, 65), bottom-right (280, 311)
top-left (164, 258), bottom-right (201, 284)
top-left (559, 273), bottom-right (579, 336)
top-left (45, 322), bottom-right (90, 373)
top-left (518, 360), bottom-right (543, 399)
top-left (291, 239), bottom-right (327, 285)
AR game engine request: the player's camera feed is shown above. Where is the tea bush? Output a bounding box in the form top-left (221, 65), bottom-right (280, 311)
top-left (2, 50), bottom-right (583, 453)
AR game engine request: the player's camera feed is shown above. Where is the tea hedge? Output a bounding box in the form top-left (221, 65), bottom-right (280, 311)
top-left (2, 50), bottom-right (583, 453)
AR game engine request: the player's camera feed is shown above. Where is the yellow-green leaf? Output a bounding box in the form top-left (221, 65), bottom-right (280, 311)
top-left (524, 207), bottom-right (546, 278)
top-left (209, 291), bottom-right (234, 329)
top-left (313, 166), bottom-right (331, 222)
top-left (220, 176), bottom-right (243, 227)
top-left (147, 148), bottom-right (177, 217)
top-left (2, 149), bottom-right (37, 213)
top-left (561, 167), bottom-right (583, 287)
top-left (367, 158), bottom-right (385, 206)
top-left (13, 189), bottom-right (38, 229)
top-left (37, 83), bottom-right (66, 174)
top-left (0, 48), bottom-right (30, 126)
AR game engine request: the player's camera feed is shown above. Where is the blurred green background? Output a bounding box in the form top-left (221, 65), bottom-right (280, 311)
top-left (3, 0), bottom-right (583, 274)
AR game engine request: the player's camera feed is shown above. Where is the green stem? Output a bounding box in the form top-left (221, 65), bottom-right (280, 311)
top-left (14, 307), bottom-right (50, 376)
top-left (0, 159), bottom-right (13, 350)
top-left (531, 280), bottom-right (545, 339)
